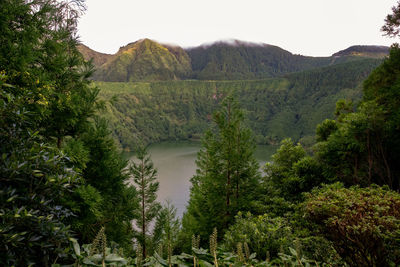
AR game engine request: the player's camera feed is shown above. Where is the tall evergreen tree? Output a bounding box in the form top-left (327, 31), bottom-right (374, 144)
top-left (64, 117), bottom-right (138, 250)
top-left (182, 95), bottom-right (261, 242)
top-left (129, 147), bottom-right (161, 258)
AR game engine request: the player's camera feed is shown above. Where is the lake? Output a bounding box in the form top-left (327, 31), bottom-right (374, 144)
top-left (125, 141), bottom-right (277, 217)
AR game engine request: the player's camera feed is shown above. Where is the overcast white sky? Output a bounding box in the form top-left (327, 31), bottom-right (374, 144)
top-left (78, 0), bottom-right (397, 57)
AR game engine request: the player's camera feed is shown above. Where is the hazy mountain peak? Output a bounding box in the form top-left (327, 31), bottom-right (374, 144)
top-left (193, 39), bottom-right (270, 49)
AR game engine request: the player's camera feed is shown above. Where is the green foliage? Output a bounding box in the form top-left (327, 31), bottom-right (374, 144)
top-left (382, 1), bottom-right (400, 38)
top-left (65, 118), bottom-right (138, 251)
top-left (0, 0), bottom-right (99, 147)
top-left (266, 139), bottom-right (306, 174)
top-left (129, 147), bottom-right (161, 257)
top-left (69, 237), bottom-right (128, 267)
top-left (182, 96), bottom-right (261, 242)
top-left (2, 1), bottom-right (399, 265)
top-left (224, 212), bottom-right (293, 260)
top-left (0, 0), bottom-right (95, 264)
top-left (316, 119), bottom-right (338, 142)
top-left (263, 138), bottom-right (327, 203)
top-left (0, 82), bottom-right (78, 265)
top-left (1, 1), bottom-right (138, 264)
top-left (304, 183), bottom-right (400, 266)
top-left (152, 201), bottom-right (180, 265)
top-left (315, 45), bottom-right (400, 190)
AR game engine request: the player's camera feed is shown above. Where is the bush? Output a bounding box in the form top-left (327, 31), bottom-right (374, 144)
top-left (223, 212), bottom-right (293, 260)
top-left (304, 183), bottom-right (400, 266)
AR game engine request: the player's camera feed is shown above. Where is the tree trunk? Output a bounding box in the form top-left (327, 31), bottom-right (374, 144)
top-left (225, 101), bottom-right (231, 222)
top-left (57, 136), bottom-right (62, 149)
top-left (141, 158), bottom-right (146, 258)
top-left (367, 130), bottom-right (373, 185)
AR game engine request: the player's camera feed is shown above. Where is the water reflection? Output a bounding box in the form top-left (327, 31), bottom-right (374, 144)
top-left (125, 141), bottom-right (276, 217)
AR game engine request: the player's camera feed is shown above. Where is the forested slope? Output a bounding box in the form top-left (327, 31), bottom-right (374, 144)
top-left (98, 58), bottom-right (381, 150)
top-left (81, 39), bottom-right (388, 82)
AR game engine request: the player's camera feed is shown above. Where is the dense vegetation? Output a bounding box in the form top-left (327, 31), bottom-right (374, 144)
top-left (98, 57), bottom-right (381, 150)
top-left (1, 0), bottom-right (400, 266)
top-left (0, 0), bottom-right (137, 265)
top-left (81, 38), bottom-right (388, 82)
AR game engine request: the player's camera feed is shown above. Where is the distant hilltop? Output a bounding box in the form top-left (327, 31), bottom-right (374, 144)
top-left (78, 39), bottom-right (389, 82)
top-left (332, 45), bottom-right (389, 58)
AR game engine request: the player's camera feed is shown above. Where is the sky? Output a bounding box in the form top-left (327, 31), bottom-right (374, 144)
top-left (78, 0), bottom-right (397, 57)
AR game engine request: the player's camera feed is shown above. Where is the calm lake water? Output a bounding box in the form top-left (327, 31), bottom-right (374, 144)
top-left (125, 141), bottom-right (276, 217)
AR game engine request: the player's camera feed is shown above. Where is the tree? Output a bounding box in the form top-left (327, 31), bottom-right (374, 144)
top-left (0, 74), bottom-right (78, 266)
top-left (0, 0), bottom-right (98, 148)
top-left (0, 0), bottom-right (93, 264)
top-left (304, 183), bottom-right (400, 266)
top-left (315, 45), bottom-right (400, 190)
top-left (382, 1), bottom-right (400, 38)
top-left (129, 147), bottom-right (161, 258)
top-left (64, 118), bottom-right (138, 250)
top-left (1, 0), bottom-right (138, 263)
top-left (182, 95), bottom-right (261, 242)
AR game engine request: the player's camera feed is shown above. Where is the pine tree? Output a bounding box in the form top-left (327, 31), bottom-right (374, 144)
top-left (183, 95), bottom-right (261, 241)
top-left (129, 147), bottom-right (161, 258)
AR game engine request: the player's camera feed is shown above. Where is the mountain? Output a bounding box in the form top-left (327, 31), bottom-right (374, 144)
top-left (92, 39), bottom-right (191, 82)
top-left (332, 45), bottom-right (390, 58)
top-left (187, 40), bottom-right (333, 80)
top-left (77, 44), bottom-right (112, 68)
top-left (80, 39), bottom-right (389, 82)
top-left (187, 41), bottom-right (389, 80)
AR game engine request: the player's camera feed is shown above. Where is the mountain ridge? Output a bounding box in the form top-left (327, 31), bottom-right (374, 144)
top-left (78, 39), bottom-right (389, 82)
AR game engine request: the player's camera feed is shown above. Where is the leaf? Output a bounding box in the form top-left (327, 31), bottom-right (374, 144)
top-left (177, 253), bottom-right (193, 260)
top-left (192, 247), bottom-right (209, 255)
top-left (82, 258), bottom-right (98, 266)
top-left (153, 252), bottom-right (168, 266)
top-left (289, 247), bottom-right (297, 256)
top-left (87, 254), bottom-right (102, 263)
top-left (198, 259), bottom-right (214, 267)
top-left (69, 237), bottom-right (80, 256)
top-left (105, 254), bottom-right (127, 264)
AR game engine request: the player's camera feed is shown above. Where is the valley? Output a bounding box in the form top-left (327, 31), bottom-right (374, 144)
top-left (96, 57), bottom-right (382, 150)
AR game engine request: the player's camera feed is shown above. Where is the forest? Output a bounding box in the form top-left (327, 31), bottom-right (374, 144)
top-left (1, 0), bottom-right (400, 266)
top-left (98, 58), bottom-right (381, 150)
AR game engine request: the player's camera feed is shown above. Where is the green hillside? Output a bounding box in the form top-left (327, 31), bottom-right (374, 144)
top-left (97, 58), bottom-right (382, 150)
top-left (81, 39), bottom-right (388, 82)
top-left (187, 40), bottom-right (334, 80)
top-left (93, 39), bottom-right (192, 81)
